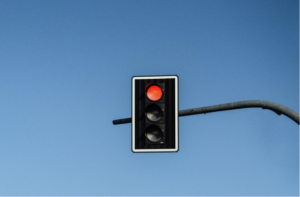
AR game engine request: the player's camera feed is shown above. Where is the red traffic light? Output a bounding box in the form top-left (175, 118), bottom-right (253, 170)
top-left (132, 75), bottom-right (178, 153)
top-left (146, 84), bottom-right (163, 101)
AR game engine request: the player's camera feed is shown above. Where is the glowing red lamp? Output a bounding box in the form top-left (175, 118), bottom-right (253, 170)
top-left (146, 84), bottom-right (162, 101)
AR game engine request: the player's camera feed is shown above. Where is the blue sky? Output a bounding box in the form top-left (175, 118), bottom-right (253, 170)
top-left (0, 0), bottom-right (299, 196)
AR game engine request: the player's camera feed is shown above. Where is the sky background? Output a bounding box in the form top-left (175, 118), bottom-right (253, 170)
top-left (0, 0), bottom-right (299, 196)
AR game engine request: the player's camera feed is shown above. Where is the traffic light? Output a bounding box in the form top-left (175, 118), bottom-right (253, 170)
top-left (132, 75), bottom-right (178, 153)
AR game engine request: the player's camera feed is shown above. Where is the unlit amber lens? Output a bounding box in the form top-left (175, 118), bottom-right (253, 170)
top-left (145, 104), bottom-right (163, 122)
top-left (146, 85), bottom-right (162, 101)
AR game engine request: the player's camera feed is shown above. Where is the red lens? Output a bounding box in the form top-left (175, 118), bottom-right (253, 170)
top-left (146, 85), bottom-right (162, 101)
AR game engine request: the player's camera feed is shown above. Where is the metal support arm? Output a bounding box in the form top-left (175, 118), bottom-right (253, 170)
top-left (113, 100), bottom-right (299, 125)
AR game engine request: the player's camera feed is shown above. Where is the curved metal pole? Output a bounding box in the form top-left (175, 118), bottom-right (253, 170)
top-left (112, 100), bottom-right (299, 125)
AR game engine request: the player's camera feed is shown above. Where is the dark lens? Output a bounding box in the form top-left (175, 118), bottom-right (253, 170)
top-left (145, 125), bottom-right (163, 142)
top-left (145, 104), bottom-right (163, 122)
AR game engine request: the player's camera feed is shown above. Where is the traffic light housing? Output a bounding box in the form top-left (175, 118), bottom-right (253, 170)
top-left (132, 75), bottom-right (178, 152)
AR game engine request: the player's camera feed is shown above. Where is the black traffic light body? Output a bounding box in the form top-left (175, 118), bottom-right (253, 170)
top-left (132, 75), bottom-right (178, 153)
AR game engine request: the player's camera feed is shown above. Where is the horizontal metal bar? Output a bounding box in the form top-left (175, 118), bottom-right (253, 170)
top-left (112, 100), bottom-right (299, 125)
top-left (112, 118), bottom-right (132, 125)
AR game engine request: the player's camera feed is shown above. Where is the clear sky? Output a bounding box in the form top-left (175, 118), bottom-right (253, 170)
top-left (0, 0), bottom-right (299, 196)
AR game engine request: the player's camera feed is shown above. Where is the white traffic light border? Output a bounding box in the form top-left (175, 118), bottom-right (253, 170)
top-left (132, 75), bottom-right (179, 152)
